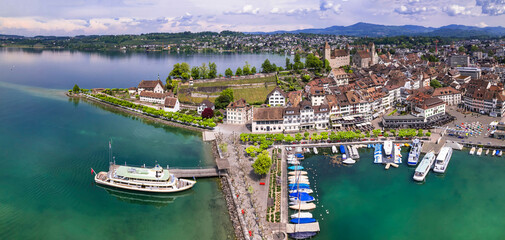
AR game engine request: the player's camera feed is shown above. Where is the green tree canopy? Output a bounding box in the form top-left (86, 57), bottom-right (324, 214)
top-left (73, 84), bottom-right (80, 93)
top-left (169, 62), bottom-right (190, 80)
top-left (252, 151), bottom-right (272, 175)
top-left (191, 66), bottom-right (200, 79)
top-left (208, 62), bottom-right (217, 79)
top-left (225, 68), bottom-right (233, 77)
top-left (430, 79), bottom-right (443, 88)
top-left (305, 54), bottom-right (323, 70)
top-left (261, 59), bottom-right (273, 73)
top-left (221, 88), bottom-right (234, 101)
top-left (214, 95), bottom-right (231, 109)
top-left (235, 67), bottom-right (243, 76)
top-left (243, 62), bottom-right (251, 75)
top-left (251, 66), bottom-right (257, 74)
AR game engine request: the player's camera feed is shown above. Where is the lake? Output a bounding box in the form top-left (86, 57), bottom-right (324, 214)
top-left (0, 48), bottom-right (288, 239)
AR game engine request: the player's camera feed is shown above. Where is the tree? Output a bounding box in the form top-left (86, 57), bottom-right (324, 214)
top-left (191, 66), bottom-right (200, 79)
top-left (261, 59), bottom-right (273, 73)
top-left (221, 88), bottom-right (234, 101)
top-left (458, 46), bottom-right (466, 53)
top-left (73, 84), bottom-right (80, 93)
top-left (202, 108), bottom-right (214, 118)
top-left (251, 66), bottom-right (257, 74)
top-left (214, 95), bottom-right (231, 109)
top-left (418, 129), bottom-right (424, 137)
top-left (430, 79), bottom-right (443, 88)
top-left (243, 62), bottom-right (251, 75)
top-left (236, 67), bottom-right (243, 76)
top-left (285, 58), bottom-right (292, 70)
top-left (305, 54), bottom-right (323, 70)
top-left (324, 59), bottom-right (331, 72)
top-left (304, 131), bottom-right (309, 140)
top-left (295, 133), bottom-right (303, 142)
top-left (199, 63), bottom-right (209, 79)
top-left (169, 62), bottom-right (190, 80)
top-left (252, 151), bottom-right (272, 175)
top-left (208, 62), bottom-right (217, 79)
top-left (372, 129), bottom-right (382, 137)
top-left (294, 53), bottom-right (301, 64)
top-left (225, 68), bottom-right (233, 77)
top-left (302, 74), bottom-right (311, 82)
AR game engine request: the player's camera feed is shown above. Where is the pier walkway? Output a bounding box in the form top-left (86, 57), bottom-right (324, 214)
top-left (170, 167), bottom-right (221, 178)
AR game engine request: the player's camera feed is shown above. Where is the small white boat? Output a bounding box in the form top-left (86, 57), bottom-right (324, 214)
top-left (342, 158), bottom-right (356, 164)
top-left (295, 147), bottom-right (303, 153)
top-left (469, 147), bottom-right (476, 155)
top-left (289, 203), bottom-right (316, 210)
top-left (288, 176), bottom-right (309, 181)
top-left (492, 150), bottom-right (496, 156)
top-left (332, 145), bottom-right (337, 153)
top-left (289, 171), bottom-right (308, 176)
top-left (384, 140), bottom-right (393, 156)
top-left (486, 149), bottom-right (490, 155)
top-left (498, 150), bottom-right (503, 156)
top-left (313, 147), bottom-right (318, 154)
top-left (289, 179), bottom-right (310, 184)
top-left (306, 148), bottom-right (311, 153)
top-left (289, 189), bottom-right (313, 194)
top-left (291, 212), bottom-right (313, 219)
top-left (477, 148), bottom-right (483, 156)
top-left (288, 160), bottom-right (301, 165)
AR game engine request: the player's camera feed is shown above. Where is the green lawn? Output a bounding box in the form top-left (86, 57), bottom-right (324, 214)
top-left (234, 85), bottom-right (276, 104)
top-left (192, 76), bottom-right (276, 88)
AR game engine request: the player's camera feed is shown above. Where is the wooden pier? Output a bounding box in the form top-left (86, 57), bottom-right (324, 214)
top-left (286, 222), bottom-right (320, 233)
top-left (170, 167), bottom-right (221, 178)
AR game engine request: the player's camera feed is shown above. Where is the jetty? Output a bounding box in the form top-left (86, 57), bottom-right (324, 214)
top-left (286, 222), bottom-right (320, 233)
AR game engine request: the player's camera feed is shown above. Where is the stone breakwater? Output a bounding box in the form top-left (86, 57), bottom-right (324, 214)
top-left (221, 176), bottom-right (246, 240)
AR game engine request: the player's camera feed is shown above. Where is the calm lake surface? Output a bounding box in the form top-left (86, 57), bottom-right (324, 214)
top-left (301, 148), bottom-right (505, 240)
top-left (0, 48), bottom-right (289, 239)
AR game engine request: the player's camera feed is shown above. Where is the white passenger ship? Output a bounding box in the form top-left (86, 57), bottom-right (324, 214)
top-left (95, 163), bottom-right (196, 193)
top-left (413, 151), bottom-right (436, 182)
top-left (433, 147), bottom-right (453, 173)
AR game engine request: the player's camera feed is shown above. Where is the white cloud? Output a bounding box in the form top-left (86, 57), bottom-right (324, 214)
top-left (320, 0), bottom-right (342, 14)
top-left (443, 4), bottom-right (472, 16)
top-left (224, 5), bottom-right (260, 15)
top-left (0, 17), bottom-right (87, 32)
top-left (476, 0), bottom-right (505, 15)
top-left (395, 5), bottom-right (429, 15)
top-left (477, 21), bottom-right (488, 27)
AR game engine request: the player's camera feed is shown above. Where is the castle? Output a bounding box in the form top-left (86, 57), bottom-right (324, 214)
top-left (323, 42), bottom-right (350, 69)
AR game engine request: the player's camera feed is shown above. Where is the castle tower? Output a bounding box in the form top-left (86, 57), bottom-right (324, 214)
top-left (369, 42), bottom-right (376, 65)
top-left (324, 42), bottom-right (331, 61)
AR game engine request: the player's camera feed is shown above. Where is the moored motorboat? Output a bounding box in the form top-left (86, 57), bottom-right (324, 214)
top-left (407, 139), bottom-right (421, 166)
top-left (486, 149), bottom-right (490, 155)
top-left (288, 166), bottom-right (304, 170)
top-left (477, 147), bottom-right (483, 156)
top-left (469, 147), bottom-right (476, 155)
top-left (313, 147), bottom-right (318, 154)
top-left (289, 171), bottom-right (308, 176)
top-left (289, 179), bottom-right (310, 185)
top-left (493, 150), bottom-right (497, 156)
top-left (289, 183), bottom-right (310, 188)
top-left (289, 203), bottom-right (316, 210)
top-left (342, 158), bottom-right (356, 164)
top-left (413, 151), bottom-right (436, 182)
top-left (289, 195), bottom-right (315, 202)
top-left (291, 212), bottom-right (313, 219)
top-left (289, 188), bottom-right (313, 194)
top-left (332, 145), bottom-right (337, 153)
top-left (290, 218), bottom-right (317, 224)
top-left (497, 150), bottom-right (502, 156)
top-left (288, 176), bottom-right (309, 181)
top-left (433, 147), bottom-right (453, 173)
top-left (384, 140), bottom-right (393, 156)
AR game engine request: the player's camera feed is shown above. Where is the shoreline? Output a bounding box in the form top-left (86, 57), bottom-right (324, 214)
top-left (68, 93), bottom-right (248, 240)
top-left (70, 93), bottom-right (205, 133)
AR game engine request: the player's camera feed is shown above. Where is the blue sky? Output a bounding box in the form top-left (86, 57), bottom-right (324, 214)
top-left (1, 0), bottom-right (504, 36)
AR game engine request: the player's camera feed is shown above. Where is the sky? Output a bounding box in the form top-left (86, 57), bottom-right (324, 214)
top-left (0, 0), bottom-right (505, 36)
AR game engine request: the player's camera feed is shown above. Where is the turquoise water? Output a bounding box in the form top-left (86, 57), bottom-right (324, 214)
top-left (300, 148), bottom-right (505, 240)
top-left (0, 83), bottom-right (232, 239)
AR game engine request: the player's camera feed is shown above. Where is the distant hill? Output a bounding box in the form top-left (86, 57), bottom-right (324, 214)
top-left (249, 22), bottom-right (505, 37)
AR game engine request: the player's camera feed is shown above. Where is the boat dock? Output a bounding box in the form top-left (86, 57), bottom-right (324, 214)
top-left (421, 142), bottom-right (444, 154)
top-left (286, 222), bottom-right (320, 233)
top-left (170, 167), bottom-right (221, 178)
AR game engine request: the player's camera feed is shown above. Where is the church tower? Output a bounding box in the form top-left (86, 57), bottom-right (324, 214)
top-left (324, 42), bottom-right (331, 62)
top-left (369, 42), bottom-right (376, 65)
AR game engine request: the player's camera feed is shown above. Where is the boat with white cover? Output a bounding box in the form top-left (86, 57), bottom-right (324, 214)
top-left (289, 171), bottom-right (308, 176)
top-left (413, 151), bottom-right (436, 182)
top-left (291, 212), bottom-right (313, 219)
top-left (313, 147), bottom-right (318, 154)
top-left (342, 158), bottom-right (356, 164)
top-left (384, 140), bottom-right (393, 156)
top-left (477, 148), bottom-right (483, 156)
top-left (374, 144), bottom-right (383, 164)
top-left (469, 147), bottom-right (475, 155)
top-left (332, 145), bottom-right (337, 153)
top-left (289, 189), bottom-right (313, 194)
top-left (433, 147), bottom-right (453, 173)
